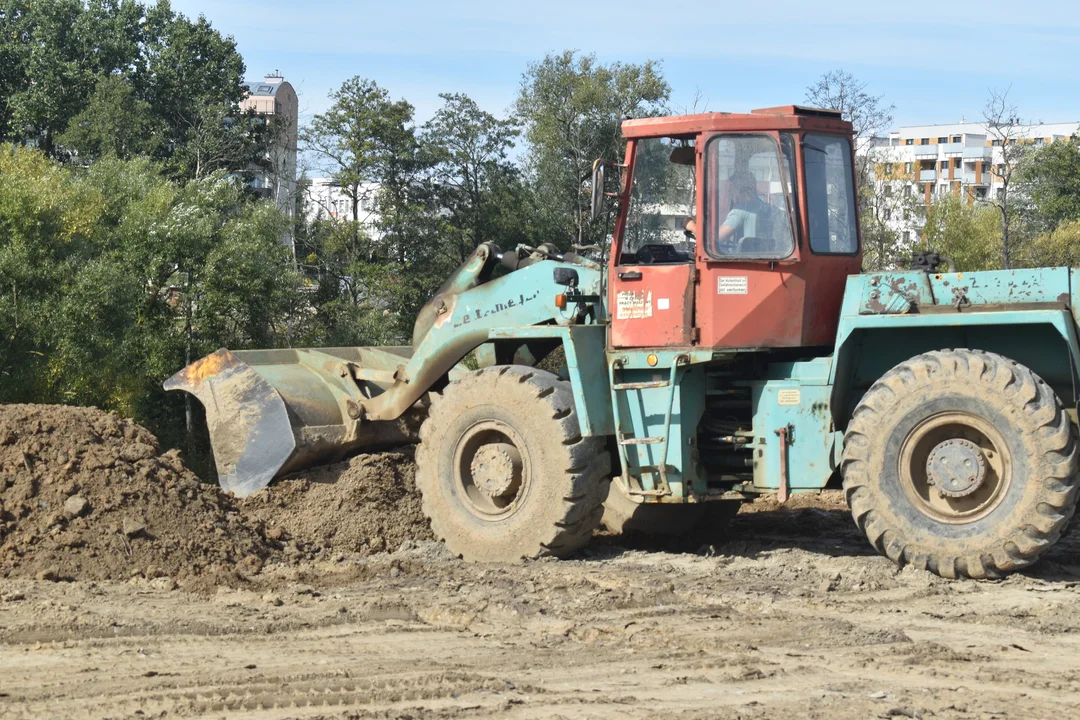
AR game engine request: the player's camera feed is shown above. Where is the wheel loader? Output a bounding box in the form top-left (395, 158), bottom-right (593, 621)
top-left (166, 105), bottom-right (1080, 579)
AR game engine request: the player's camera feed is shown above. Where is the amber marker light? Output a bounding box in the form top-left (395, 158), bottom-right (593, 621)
top-left (554, 294), bottom-right (567, 309)
top-left (647, 353), bottom-right (659, 366)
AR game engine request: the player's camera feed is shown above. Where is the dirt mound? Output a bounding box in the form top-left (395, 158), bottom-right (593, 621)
top-left (242, 451), bottom-right (432, 557)
top-left (0, 404), bottom-right (272, 584)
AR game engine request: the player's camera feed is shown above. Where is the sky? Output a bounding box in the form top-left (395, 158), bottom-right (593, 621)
top-left (171, 0), bottom-right (1080, 137)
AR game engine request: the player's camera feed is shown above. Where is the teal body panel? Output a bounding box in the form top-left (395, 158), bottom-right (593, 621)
top-left (832, 268), bottom-right (1080, 408)
top-left (746, 357), bottom-right (836, 492)
top-left (607, 364), bottom-right (706, 500)
top-left (729, 268), bottom-right (1080, 496)
top-left (480, 266), bottom-right (1080, 501)
top-left (488, 324), bottom-right (613, 437)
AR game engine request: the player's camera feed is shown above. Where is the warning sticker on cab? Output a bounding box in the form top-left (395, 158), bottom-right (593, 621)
top-left (717, 276), bottom-right (749, 295)
top-left (616, 290), bottom-right (653, 319)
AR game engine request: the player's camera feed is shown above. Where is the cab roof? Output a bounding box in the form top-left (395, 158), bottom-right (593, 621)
top-left (621, 105), bottom-right (852, 139)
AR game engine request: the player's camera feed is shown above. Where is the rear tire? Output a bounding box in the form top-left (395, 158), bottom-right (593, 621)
top-left (416, 366), bottom-right (610, 562)
top-left (842, 349), bottom-right (1079, 579)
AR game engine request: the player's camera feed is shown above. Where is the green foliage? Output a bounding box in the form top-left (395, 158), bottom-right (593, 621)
top-left (0, 0), bottom-right (254, 179)
top-left (302, 77), bottom-right (419, 222)
top-left (423, 93), bottom-right (527, 263)
top-left (924, 194), bottom-right (1002, 271)
top-left (57, 74), bottom-right (161, 161)
top-left (1019, 139), bottom-right (1080, 233)
top-left (0, 145), bottom-right (301, 455)
top-left (1022, 219), bottom-right (1080, 268)
top-left (515, 51), bottom-right (669, 247)
top-left (300, 78), bottom-right (449, 347)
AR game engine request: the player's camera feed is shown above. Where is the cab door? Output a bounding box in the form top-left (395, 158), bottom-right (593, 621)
top-left (694, 131), bottom-right (861, 348)
top-left (608, 136), bottom-right (698, 349)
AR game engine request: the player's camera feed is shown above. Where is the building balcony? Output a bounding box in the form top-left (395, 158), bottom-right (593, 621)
top-left (961, 172), bottom-right (988, 186)
top-left (963, 146), bottom-right (993, 160)
top-left (918, 169), bottom-right (937, 181)
top-left (939, 142), bottom-right (963, 155)
top-left (913, 145), bottom-right (939, 157)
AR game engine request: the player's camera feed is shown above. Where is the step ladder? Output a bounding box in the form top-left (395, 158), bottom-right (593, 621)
top-left (608, 354), bottom-right (689, 497)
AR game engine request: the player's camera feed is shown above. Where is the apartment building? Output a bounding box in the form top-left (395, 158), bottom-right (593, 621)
top-left (240, 73), bottom-right (299, 252)
top-left (862, 120), bottom-right (1078, 239)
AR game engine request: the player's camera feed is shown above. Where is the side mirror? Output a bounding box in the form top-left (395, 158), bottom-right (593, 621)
top-left (590, 160), bottom-right (606, 221)
top-left (553, 267), bottom-right (579, 287)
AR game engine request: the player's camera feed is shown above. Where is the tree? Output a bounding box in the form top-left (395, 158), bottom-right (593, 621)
top-left (1023, 219), bottom-right (1080, 268)
top-left (56, 74), bottom-right (161, 161)
top-left (1018, 137), bottom-right (1080, 235)
top-left (301, 77), bottom-right (440, 345)
top-left (515, 51), bottom-right (669, 248)
top-left (923, 193), bottom-right (1001, 272)
top-left (859, 150), bottom-right (923, 270)
top-left (302, 77), bottom-right (417, 229)
top-left (805, 70), bottom-right (896, 190)
top-left (0, 144), bottom-right (303, 460)
top-left (0, 0), bottom-right (255, 178)
top-left (805, 70), bottom-right (900, 269)
top-left (422, 93), bottom-right (524, 264)
top-left (982, 87), bottom-right (1031, 270)
top-left (172, 103), bottom-right (267, 180)
top-left (0, 0), bottom-right (107, 152)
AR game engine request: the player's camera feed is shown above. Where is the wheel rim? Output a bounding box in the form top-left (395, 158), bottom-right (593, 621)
top-left (452, 420), bottom-right (531, 520)
top-left (898, 411), bottom-right (1012, 524)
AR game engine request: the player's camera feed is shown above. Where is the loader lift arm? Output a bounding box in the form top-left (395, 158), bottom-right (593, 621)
top-left (165, 242), bottom-right (603, 496)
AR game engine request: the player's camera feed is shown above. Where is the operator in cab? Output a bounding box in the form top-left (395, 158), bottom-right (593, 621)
top-left (710, 170), bottom-right (776, 255)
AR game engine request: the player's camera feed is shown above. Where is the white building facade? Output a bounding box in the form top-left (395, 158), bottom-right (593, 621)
top-left (303, 178), bottom-right (383, 237)
top-left (861, 120), bottom-right (1079, 240)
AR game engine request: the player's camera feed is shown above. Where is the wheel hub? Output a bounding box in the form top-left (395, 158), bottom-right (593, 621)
top-left (926, 438), bottom-right (987, 498)
top-left (470, 443), bottom-right (521, 499)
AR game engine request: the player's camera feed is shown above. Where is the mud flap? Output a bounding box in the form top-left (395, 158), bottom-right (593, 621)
top-left (164, 349), bottom-right (296, 497)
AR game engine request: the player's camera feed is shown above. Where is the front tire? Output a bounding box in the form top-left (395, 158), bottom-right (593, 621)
top-left (416, 366), bottom-right (610, 562)
top-left (842, 349), bottom-right (1079, 579)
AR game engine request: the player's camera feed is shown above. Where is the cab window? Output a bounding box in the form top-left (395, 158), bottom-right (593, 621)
top-left (803, 133), bottom-right (858, 254)
top-left (620, 136), bottom-right (696, 264)
top-left (705, 135), bottom-right (795, 260)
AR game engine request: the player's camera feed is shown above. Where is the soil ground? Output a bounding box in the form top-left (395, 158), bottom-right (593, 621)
top-left (4, 405), bottom-right (1080, 718)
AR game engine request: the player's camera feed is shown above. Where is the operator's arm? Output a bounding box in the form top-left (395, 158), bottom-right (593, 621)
top-left (714, 209), bottom-right (745, 247)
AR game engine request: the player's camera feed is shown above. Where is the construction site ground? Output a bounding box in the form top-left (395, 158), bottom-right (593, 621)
top-left (3, 404), bottom-right (1080, 719)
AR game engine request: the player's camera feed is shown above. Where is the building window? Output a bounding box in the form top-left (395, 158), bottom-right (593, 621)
top-left (884, 208), bottom-right (892, 220)
top-left (937, 137), bottom-right (947, 143)
top-left (921, 138), bottom-right (930, 144)
top-left (903, 231), bottom-right (911, 243)
top-left (903, 209), bottom-right (911, 220)
top-left (951, 135), bottom-right (962, 143)
top-left (954, 157), bottom-right (962, 168)
top-left (884, 163), bottom-right (893, 174)
top-left (905, 139), bottom-right (914, 146)
top-left (904, 162), bottom-right (912, 173)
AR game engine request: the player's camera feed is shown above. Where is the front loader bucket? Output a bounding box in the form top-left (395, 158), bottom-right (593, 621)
top-left (164, 346), bottom-right (421, 497)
